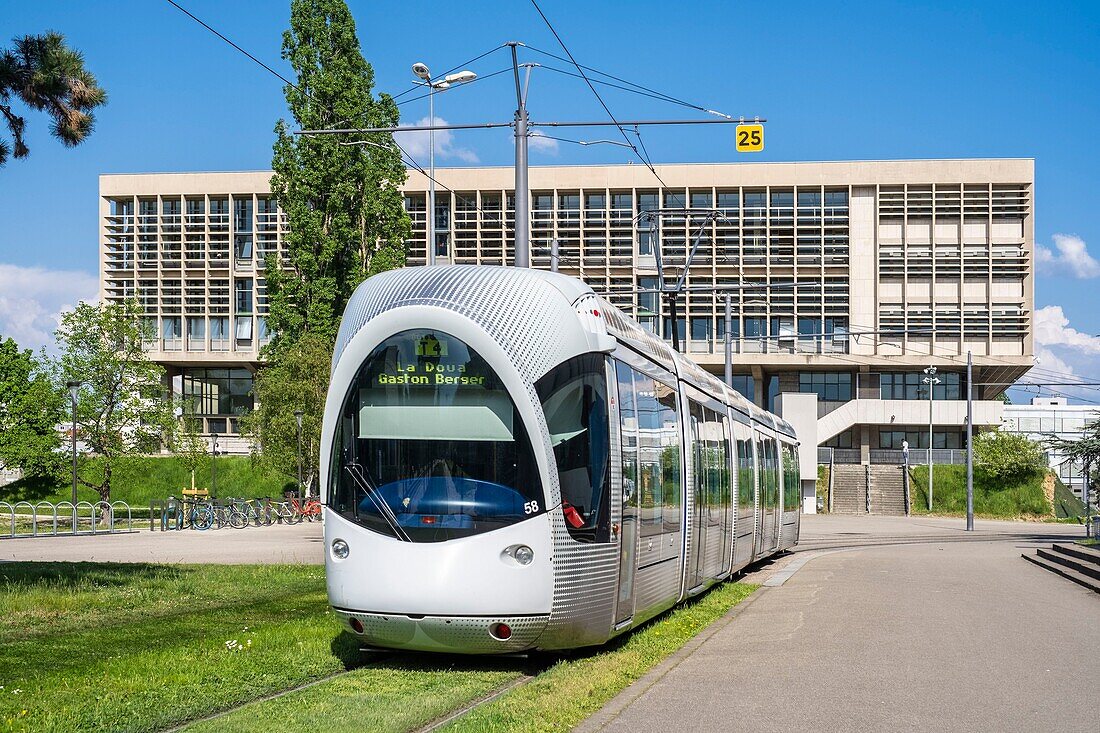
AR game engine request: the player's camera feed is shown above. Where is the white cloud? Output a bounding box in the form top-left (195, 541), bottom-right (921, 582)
top-left (0, 263), bottom-right (98, 353)
top-left (527, 132), bottom-right (560, 155)
top-left (1034, 305), bottom-right (1100, 355)
top-left (1036, 234), bottom-right (1100, 278)
top-left (394, 115), bottom-right (479, 164)
top-left (1017, 305), bottom-right (1100, 403)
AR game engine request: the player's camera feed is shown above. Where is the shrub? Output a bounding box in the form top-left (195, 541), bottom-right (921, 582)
top-left (973, 430), bottom-right (1045, 483)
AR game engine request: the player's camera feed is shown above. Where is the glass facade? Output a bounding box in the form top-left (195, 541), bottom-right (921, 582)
top-left (799, 372), bottom-right (852, 402)
top-left (181, 368), bottom-right (254, 417)
top-left (880, 372), bottom-right (963, 400)
top-left (879, 430), bottom-right (963, 449)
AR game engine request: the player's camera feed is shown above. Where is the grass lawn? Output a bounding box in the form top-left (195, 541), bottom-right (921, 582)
top-left (0, 562), bottom-right (350, 733)
top-left (908, 465), bottom-right (1053, 519)
top-left (0, 456), bottom-right (289, 511)
top-left (192, 581), bottom-right (758, 733)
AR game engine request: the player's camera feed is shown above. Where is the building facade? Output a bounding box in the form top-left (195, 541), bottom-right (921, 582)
top-left (1002, 397), bottom-right (1099, 497)
top-left (100, 158), bottom-right (1034, 460)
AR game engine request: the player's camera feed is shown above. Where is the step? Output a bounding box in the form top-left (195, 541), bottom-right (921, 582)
top-left (1037, 548), bottom-right (1100, 581)
top-left (1051, 542), bottom-right (1100, 566)
top-left (1022, 553), bottom-right (1100, 594)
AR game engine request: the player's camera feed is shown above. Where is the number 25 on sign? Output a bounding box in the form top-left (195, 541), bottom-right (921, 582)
top-left (735, 124), bottom-right (764, 152)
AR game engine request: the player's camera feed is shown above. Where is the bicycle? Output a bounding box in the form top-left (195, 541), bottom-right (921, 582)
top-left (288, 495), bottom-right (323, 522)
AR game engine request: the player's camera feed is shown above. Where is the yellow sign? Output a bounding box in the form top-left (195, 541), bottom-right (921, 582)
top-left (735, 124), bottom-right (764, 153)
top-left (415, 334), bottom-right (447, 358)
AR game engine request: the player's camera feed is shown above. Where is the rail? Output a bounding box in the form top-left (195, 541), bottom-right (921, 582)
top-left (0, 500), bottom-right (134, 538)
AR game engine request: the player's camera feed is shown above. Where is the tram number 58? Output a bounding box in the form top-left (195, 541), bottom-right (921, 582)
top-left (735, 124), bottom-right (764, 152)
top-left (524, 501), bottom-right (540, 515)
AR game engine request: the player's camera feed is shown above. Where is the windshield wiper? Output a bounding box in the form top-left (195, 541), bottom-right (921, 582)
top-left (344, 463), bottom-right (412, 542)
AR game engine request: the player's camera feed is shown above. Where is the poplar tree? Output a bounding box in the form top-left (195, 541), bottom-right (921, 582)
top-left (265, 0), bottom-right (410, 350)
top-left (248, 0), bottom-right (408, 485)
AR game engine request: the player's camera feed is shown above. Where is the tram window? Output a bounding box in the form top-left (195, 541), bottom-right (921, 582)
top-left (536, 354), bottom-right (611, 542)
top-left (656, 381), bottom-right (681, 533)
top-left (782, 444), bottom-right (800, 511)
top-left (736, 438), bottom-right (755, 509)
top-left (617, 362), bottom-right (639, 514)
top-left (624, 367), bottom-right (681, 538)
top-left (328, 329), bottom-right (543, 542)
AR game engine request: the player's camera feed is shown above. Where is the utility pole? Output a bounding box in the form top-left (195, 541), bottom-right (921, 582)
top-left (510, 42), bottom-right (530, 268)
top-left (965, 351), bottom-right (974, 531)
top-left (923, 365), bottom-right (941, 511)
top-left (724, 294), bottom-right (733, 388)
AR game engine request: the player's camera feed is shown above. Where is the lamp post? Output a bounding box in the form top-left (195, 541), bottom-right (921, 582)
top-left (295, 410), bottom-right (304, 499)
top-left (66, 381), bottom-right (82, 506)
top-left (210, 432), bottom-right (219, 498)
top-left (923, 366), bottom-right (941, 511)
top-left (411, 62), bottom-right (477, 266)
top-left (965, 350), bottom-right (974, 531)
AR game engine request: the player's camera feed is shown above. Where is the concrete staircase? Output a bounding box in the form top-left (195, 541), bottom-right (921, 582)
top-left (1022, 543), bottom-right (1100, 594)
top-left (831, 465), bottom-right (868, 514)
top-left (868, 465), bottom-right (908, 516)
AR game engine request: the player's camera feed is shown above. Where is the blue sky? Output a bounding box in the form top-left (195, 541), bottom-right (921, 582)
top-left (1, 0), bottom-right (1098, 401)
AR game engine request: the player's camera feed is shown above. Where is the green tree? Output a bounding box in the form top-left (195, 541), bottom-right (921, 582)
top-left (973, 429), bottom-right (1045, 483)
top-left (173, 415), bottom-right (210, 492)
top-left (55, 300), bottom-right (176, 503)
top-left (0, 335), bottom-right (63, 479)
top-left (265, 0), bottom-right (410, 350)
top-left (240, 334), bottom-right (329, 496)
top-left (1046, 418), bottom-right (1100, 473)
top-left (0, 32), bottom-right (107, 166)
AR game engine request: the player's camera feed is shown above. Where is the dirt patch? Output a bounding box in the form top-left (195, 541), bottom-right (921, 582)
top-left (1042, 472), bottom-right (1056, 515)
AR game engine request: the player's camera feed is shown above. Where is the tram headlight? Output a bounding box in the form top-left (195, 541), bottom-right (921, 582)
top-left (513, 545), bottom-right (534, 565)
top-left (331, 539), bottom-right (350, 560)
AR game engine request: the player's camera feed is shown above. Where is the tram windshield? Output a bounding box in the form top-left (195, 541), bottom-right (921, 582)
top-left (329, 329), bottom-right (543, 542)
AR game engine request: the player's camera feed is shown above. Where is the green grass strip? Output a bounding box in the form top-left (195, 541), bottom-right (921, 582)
top-left (190, 580), bottom-right (756, 733)
top-left (0, 562), bottom-right (351, 733)
top-left (440, 581), bottom-right (757, 733)
top-left (185, 659), bottom-right (525, 733)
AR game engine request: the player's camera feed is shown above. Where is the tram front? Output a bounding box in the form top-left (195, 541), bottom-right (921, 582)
top-left (321, 267), bottom-right (615, 654)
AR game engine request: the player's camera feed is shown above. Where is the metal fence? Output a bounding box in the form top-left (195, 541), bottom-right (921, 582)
top-left (0, 500), bottom-right (133, 538)
top-left (818, 448), bottom-right (968, 465)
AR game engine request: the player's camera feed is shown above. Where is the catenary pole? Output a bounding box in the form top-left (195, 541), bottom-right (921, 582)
top-left (510, 43), bottom-right (530, 268)
top-left (724, 294), bottom-right (733, 388)
top-left (966, 350), bottom-right (974, 531)
top-left (428, 81), bottom-right (436, 266)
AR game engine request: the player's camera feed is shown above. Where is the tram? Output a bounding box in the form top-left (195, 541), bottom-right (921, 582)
top-left (322, 266), bottom-right (800, 653)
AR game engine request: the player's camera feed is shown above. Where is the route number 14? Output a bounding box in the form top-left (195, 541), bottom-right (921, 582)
top-left (735, 124), bottom-right (764, 152)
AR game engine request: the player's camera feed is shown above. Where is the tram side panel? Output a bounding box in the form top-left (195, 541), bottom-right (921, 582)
top-left (730, 416), bottom-right (757, 572)
top-left (779, 439), bottom-right (800, 551)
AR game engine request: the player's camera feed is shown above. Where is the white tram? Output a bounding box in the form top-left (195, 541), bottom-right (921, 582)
top-left (322, 266), bottom-right (800, 653)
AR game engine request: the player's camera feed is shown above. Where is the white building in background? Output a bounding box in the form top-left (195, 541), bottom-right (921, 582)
top-left (99, 159), bottom-right (1034, 466)
top-left (1002, 397), bottom-right (1099, 496)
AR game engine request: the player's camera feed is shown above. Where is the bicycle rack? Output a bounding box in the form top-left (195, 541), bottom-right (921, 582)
top-left (0, 499), bottom-right (135, 539)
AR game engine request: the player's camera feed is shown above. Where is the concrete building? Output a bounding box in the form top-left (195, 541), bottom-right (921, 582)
top-left (1002, 397), bottom-right (1099, 497)
top-left (100, 158), bottom-right (1034, 471)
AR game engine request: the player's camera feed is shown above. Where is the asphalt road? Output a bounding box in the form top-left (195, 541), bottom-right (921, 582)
top-left (581, 516), bottom-right (1097, 733)
top-left (0, 522), bottom-right (325, 564)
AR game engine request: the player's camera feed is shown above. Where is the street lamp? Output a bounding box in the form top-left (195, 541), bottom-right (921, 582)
top-left (295, 410), bottom-right (304, 499)
top-left (411, 62), bottom-right (477, 266)
top-left (210, 432), bottom-right (219, 498)
top-left (923, 366), bottom-right (941, 511)
top-left (66, 381), bottom-right (82, 506)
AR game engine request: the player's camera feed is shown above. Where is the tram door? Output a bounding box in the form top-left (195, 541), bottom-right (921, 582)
top-left (614, 362), bottom-right (639, 625)
top-left (687, 402), bottom-right (706, 591)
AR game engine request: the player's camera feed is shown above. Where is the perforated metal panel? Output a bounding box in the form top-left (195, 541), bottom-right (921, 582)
top-left (336, 610), bottom-right (548, 654)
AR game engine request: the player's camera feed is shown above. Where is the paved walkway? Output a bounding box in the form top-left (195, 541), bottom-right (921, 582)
top-left (581, 515), bottom-right (1097, 733)
top-left (0, 523), bottom-right (324, 564)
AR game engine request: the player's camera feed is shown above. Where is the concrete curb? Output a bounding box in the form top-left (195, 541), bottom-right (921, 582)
top-left (575, 586), bottom-right (767, 733)
top-left (576, 547), bottom-right (854, 733)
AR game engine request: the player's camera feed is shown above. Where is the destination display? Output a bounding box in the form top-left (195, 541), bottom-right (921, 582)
top-left (372, 333), bottom-right (491, 388)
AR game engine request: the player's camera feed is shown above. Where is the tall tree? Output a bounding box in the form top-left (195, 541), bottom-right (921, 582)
top-left (0, 335), bottom-right (63, 479)
top-left (0, 32), bottom-right (107, 166)
top-left (240, 333), bottom-right (329, 495)
top-left (266, 0), bottom-right (410, 351)
top-left (55, 300), bottom-right (176, 503)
